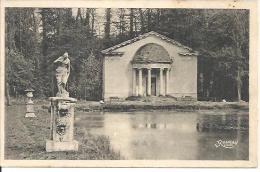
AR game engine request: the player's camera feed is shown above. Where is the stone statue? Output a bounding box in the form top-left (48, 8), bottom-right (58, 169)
top-left (54, 52), bottom-right (70, 97)
top-left (47, 52), bottom-right (78, 152)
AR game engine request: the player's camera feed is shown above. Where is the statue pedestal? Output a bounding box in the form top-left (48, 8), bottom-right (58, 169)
top-left (25, 89), bottom-right (36, 118)
top-left (46, 97), bottom-right (78, 152)
top-left (46, 140), bottom-right (78, 152)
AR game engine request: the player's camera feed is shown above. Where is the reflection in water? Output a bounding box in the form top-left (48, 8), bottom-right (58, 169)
top-left (196, 113), bottom-right (248, 132)
top-left (133, 123), bottom-right (167, 129)
top-left (76, 110), bottom-right (249, 160)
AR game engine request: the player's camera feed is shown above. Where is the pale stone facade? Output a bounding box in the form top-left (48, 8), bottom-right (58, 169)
top-left (102, 31), bottom-right (198, 100)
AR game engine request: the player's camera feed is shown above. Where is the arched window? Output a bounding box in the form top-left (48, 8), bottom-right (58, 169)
top-left (133, 43), bottom-right (172, 64)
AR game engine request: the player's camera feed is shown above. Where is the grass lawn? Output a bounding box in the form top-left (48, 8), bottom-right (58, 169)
top-left (4, 104), bottom-right (121, 160)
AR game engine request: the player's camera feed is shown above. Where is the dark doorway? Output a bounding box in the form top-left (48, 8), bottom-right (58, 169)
top-left (151, 77), bottom-right (156, 96)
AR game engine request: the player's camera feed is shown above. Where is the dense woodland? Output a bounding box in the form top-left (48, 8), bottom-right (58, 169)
top-left (5, 8), bottom-right (249, 102)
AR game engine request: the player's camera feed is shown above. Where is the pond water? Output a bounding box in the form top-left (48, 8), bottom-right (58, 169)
top-left (75, 110), bottom-right (249, 160)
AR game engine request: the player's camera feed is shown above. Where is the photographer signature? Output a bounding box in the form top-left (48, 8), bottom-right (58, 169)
top-left (215, 139), bottom-right (238, 149)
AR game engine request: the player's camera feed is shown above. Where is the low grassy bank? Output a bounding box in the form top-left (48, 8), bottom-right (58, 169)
top-left (75, 97), bottom-right (249, 112)
top-left (102, 100), bottom-right (248, 112)
top-left (9, 96), bottom-right (248, 112)
top-left (5, 105), bottom-right (122, 160)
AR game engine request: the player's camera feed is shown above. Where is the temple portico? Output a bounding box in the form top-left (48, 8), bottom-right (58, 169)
top-left (132, 65), bottom-right (171, 97)
top-left (131, 43), bottom-right (172, 97)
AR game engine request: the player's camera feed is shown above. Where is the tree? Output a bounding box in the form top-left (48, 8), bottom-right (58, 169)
top-left (138, 9), bottom-right (145, 33)
top-left (85, 8), bottom-right (91, 30)
top-left (207, 10), bottom-right (249, 101)
top-left (104, 8), bottom-right (111, 39)
top-left (113, 9), bottom-right (127, 39)
top-left (90, 9), bottom-right (96, 36)
top-left (6, 8), bottom-right (41, 97)
top-left (129, 8), bottom-right (134, 38)
top-left (156, 9), bottom-right (161, 29)
top-left (76, 8), bottom-right (83, 25)
top-left (147, 9), bottom-right (152, 31)
top-left (78, 51), bottom-right (103, 100)
top-left (6, 49), bottom-right (34, 95)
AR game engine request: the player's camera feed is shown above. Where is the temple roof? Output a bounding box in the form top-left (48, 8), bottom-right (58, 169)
top-left (101, 31), bottom-right (198, 56)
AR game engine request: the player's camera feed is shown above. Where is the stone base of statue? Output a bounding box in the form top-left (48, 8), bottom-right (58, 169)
top-left (46, 140), bottom-right (78, 152)
top-left (46, 97), bottom-right (78, 152)
top-left (25, 102), bottom-right (36, 118)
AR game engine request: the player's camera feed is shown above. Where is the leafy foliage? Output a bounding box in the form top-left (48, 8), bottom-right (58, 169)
top-left (5, 8), bottom-right (249, 101)
top-left (6, 49), bottom-right (34, 94)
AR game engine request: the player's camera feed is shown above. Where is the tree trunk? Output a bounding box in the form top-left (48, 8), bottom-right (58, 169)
top-left (204, 70), bottom-right (214, 100)
top-left (134, 16), bottom-right (137, 35)
top-left (209, 72), bottom-right (214, 100)
top-left (156, 9), bottom-right (160, 29)
top-left (234, 40), bottom-right (243, 102)
top-left (129, 8), bottom-right (134, 38)
top-left (119, 9), bottom-right (123, 36)
top-left (6, 9), bottom-right (16, 50)
top-left (199, 72), bottom-right (204, 95)
top-left (91, 9), bottom-right (95, 36)
top-left (139, 9), bottom-right (145, 33)
top-left (6, 82), bottom-right (11, 106)
top-left (65, 9), bottom-right (73, 26)
top-left (236, 69), bottom-right (242, 101)
top-left (41, 9), bottom-right (48, 57)
top-left (76, 8), bottom-right (83, 25)
top-left (104, 8), bottom-right (111, 39)
top-left (18, 10), bottom-right (22, 52)
top-left (85, 9), bottom-right (90, 30)
top-left (147, 9), bottom-right (151, 31)
top-left (32, 10), bottom-right (38, 38)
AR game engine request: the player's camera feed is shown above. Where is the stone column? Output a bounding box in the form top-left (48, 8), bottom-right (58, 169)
top-left (138, 68), bottom-right (143, 96)
top-left (132, 68), bottom-right (137, 96)
top-left (165, 68), bottom-right (169, 96)
top-left (159, 68), bottom-right (164, 96)
top-left (147, 68), bottom-right (151, 96)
